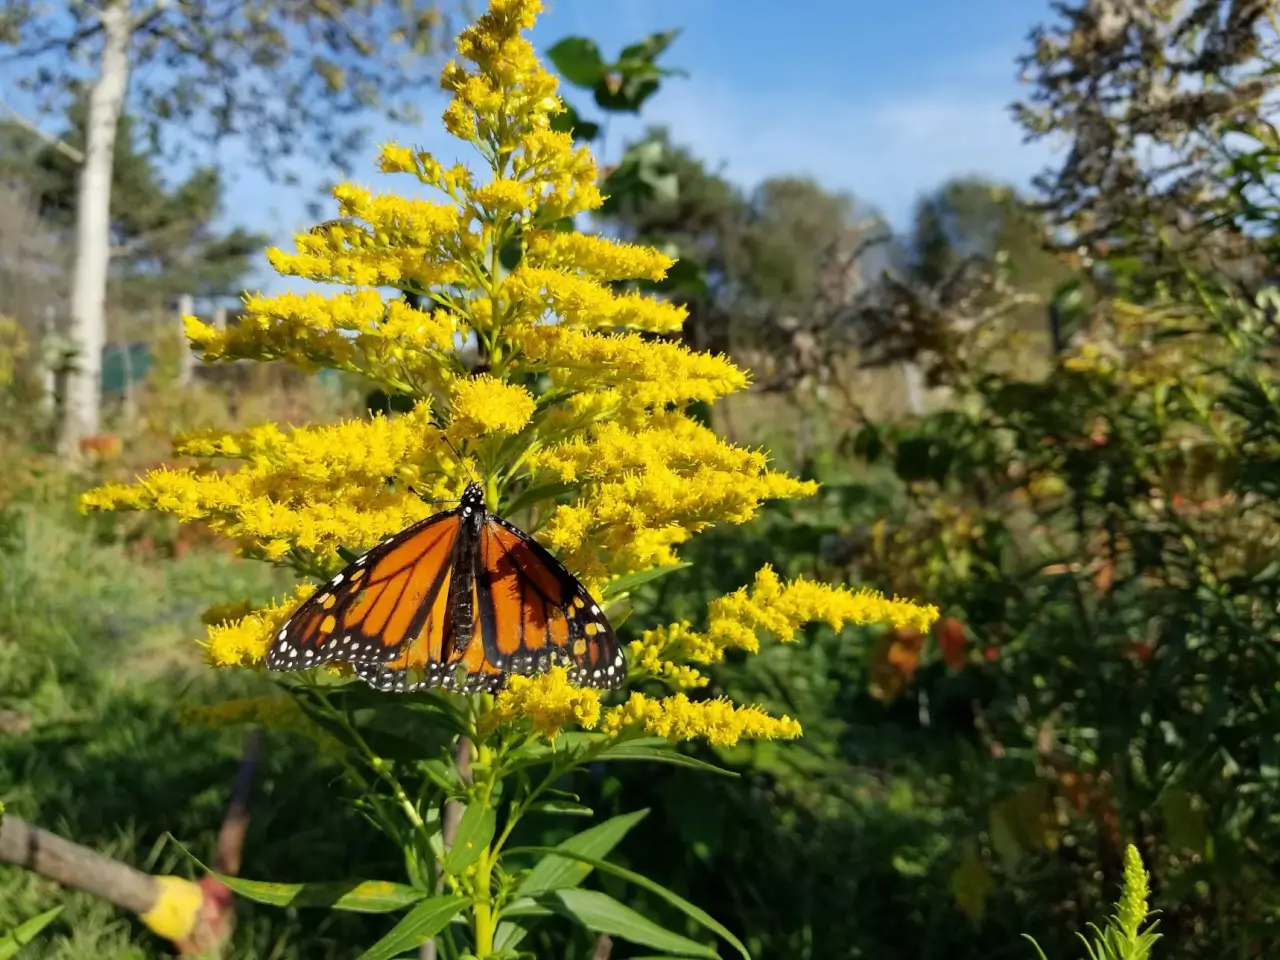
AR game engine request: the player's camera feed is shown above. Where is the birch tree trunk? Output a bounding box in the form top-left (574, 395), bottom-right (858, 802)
top-left (59, 0), bottom-right (132, 458)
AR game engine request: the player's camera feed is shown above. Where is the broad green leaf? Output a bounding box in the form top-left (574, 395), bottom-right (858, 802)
top-left (0, 906), bottom-right (63, 960)
top-left (546, 37), bottom-right (607, 88)
top-left (514, 808), bottom-right (648, 897)
top-left (169, 837), bottom-right (423, 913)
top-left (594, 739), bottom-right (738, 777)
top-left (354, 895), bottom-right (469, 960)
top-left (443, 803), bottom-right (497, 874)
top-left (507, 846), bottom-right (749, 960)
top-left (552, 888), bottom-right (718, 958)
top-left (602, 563), bottom-right (691, 600)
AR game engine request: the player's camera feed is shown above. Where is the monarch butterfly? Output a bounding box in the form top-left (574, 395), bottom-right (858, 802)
top-left (265, 482), bottom-right (627, 694)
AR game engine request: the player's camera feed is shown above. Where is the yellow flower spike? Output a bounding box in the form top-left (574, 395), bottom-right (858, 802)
top-left (449, 375), bottom-right (536, 438)
top-left (706, 565), bottom-right (940, 652)
top-left (600, 693), bottom-right (802, 748)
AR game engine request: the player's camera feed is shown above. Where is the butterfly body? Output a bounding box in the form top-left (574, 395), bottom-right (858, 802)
top-left (265, 482), bottom-right (626, 693)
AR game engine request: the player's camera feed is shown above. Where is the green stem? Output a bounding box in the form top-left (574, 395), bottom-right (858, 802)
top-left (470, 739), bottom-right (498, 958)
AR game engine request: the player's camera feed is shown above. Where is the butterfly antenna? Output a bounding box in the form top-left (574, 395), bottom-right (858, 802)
top-left (437, 428), bottom-right (482, 486)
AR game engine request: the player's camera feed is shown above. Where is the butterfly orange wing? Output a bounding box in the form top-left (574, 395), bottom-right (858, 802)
top-left (266, 511), bottom-right (463, 677)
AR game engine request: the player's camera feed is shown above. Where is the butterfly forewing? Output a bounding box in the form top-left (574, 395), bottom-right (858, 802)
top-left (264, 482), bottom-right (628, 693)
top-left (265, 510), bottom-right (456, 671)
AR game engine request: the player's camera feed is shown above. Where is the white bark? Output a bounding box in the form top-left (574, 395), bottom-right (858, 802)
top-left (901, 359), bottom-right (925, 416)
top-left (177, 292), bottom-right (194, 385)
top-left (60, 0), bottom-right (132, 456)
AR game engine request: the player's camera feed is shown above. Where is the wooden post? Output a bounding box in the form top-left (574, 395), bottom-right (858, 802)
top-left (0, 815), bottom-right (209, 946)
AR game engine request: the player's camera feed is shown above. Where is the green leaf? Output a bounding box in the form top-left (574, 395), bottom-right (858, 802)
top-left (169, 836), bottom-right (424, 913)
top-left (508, 847), bottom-right (749, 960)
top-left (493, 917), bottom-right (532, 953)
top-left (354, 895), bottom-right (469, 960)
top-left (549, 103), bottom-right (601, 142)
top-left (594, 739), bottom-right (738, 777)
top-left (0, 907), bottom-right (63, 960)
top-left (552, 888), bottom-right (718, 958)
top-left (443, 803), bottom-right (497, 874)
top-left (217, 876), bottom-right (427, 913)
top-left (514, 808), bottom-right (649, 897)
top-left (528, 799), bottom-right (594, 817)
top-left (546, 37), bottom-right (607, 88)
top-left (502, 481), bottom-right (579, 520)
top-left (499, 225), bottom-right (524, 271)
top-left (617, 30), bottom-right (681, 66)
top-left (602, 563), bottom-right (691, 600)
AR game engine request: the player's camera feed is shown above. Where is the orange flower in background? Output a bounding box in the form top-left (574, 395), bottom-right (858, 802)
top-left (868, 626), bottom-right (928, 702)
top-left (935, 616), bottom-right (967, 669)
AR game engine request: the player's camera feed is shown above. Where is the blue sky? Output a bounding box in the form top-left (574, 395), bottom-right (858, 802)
top-left (212, 0), bottom-right (1062, 290)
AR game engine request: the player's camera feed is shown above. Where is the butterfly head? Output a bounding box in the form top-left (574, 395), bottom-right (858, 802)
top-left (459, 482), bottom-right (487, 519)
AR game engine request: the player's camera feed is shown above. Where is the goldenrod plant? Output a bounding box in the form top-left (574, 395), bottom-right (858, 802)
top-left (1024, 845), bottom-right (1161, 960)
top-left (83, 2), bottom-right (937, 956)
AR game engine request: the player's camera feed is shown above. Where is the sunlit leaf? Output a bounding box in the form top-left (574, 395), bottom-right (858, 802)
top-left (354, 895), bottom-right (469, 960)
top-left (552, 888), bottom-right (718, 958)
top-left (169, 837), bottom-right (423, 912)
top-left (508, 845), bottom-right (750, 959)
top-left (513, 808), bottom-right (648, 897)
top-left (443, 803), bottom-right (497, 874)
top-left (0, 906), bottom-right (63, 960)
top-left (594, 738), bottom-right (737, 777)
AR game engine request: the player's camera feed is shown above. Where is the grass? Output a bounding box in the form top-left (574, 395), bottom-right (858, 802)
top-left (0, 473), bottom-right (408, 959)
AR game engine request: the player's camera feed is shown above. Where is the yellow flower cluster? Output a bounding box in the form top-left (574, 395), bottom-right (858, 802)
top-left (79, 0), bottom-right (939, 756)
top-left (487, 667), bottom-right (603, 740)
top-left (200, 586), bottom-right (312, 667)
top-left (529, 417), bottom-right (815, 580)
top-left (82, 406), bottom-right (456, 562)
top-left (490, 568), bottom-right (938, 742)
top-left (601, 693), bottom-right (803, 748)
top-left (627, 565), bottom-right (938, 682)
top-left (489, 668), bottom-right (802, 747)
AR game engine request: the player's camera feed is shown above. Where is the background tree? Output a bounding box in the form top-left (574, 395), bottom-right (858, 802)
top-left (28, 108), bottom-right (266, 316)
top-left (1014, 0), bottom-right (1279, 292)
top-left (0, 0), bottom-right (449, 456)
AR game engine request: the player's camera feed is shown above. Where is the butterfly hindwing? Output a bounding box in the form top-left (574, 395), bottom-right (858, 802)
top-left (478, 515), bottom-right (627, 690)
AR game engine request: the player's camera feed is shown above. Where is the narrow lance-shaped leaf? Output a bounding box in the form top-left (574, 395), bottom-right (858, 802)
top-left (169, 837), bottom-right (425, 913)
top-left (507, 845), bottom-right (750, 960)
top-left (442, 802), bottom-right (497, 874)
top-left (553, 888), bottom-right (719, 959)
top-left (514, 808), bottom-right (649, 897)
top-left (0, 906), bottom-right (64, 960)
top-left (354, 895), bottom-right (470, 960)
